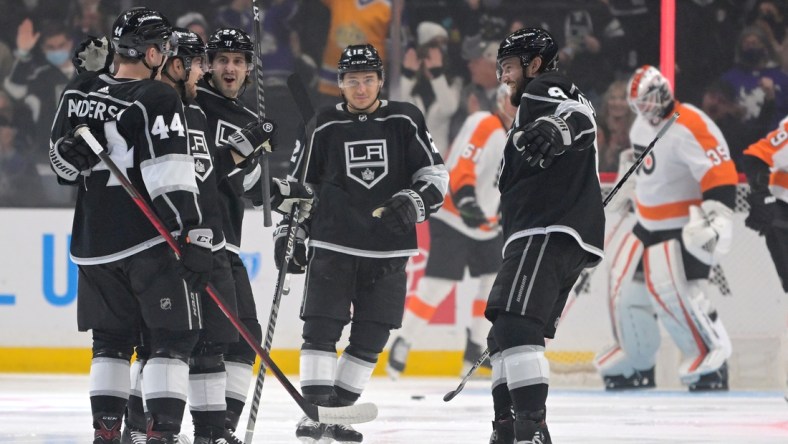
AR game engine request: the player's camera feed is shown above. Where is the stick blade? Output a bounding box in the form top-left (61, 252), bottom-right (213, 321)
top-left (315, 402), bottom-right (378, 425)
top-left (443, 389), bottom-right (460, 402)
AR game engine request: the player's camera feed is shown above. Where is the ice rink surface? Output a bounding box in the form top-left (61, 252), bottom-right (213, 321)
top-left (1, 374), bottom-right (787, 443)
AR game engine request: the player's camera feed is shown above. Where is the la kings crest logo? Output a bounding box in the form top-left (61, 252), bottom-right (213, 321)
top-left (189, 129), bottom-right (212, 181)
top-left (345, 139), bottom-right (387, 189)
top-left (214, 119), bottom-right (242, 148)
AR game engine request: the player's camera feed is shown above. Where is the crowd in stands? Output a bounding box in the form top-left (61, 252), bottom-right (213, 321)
top-left (1, 0), bottom-right (786, 206)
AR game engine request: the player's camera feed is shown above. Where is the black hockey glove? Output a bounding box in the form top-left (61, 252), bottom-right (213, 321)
top-left (372, 189), bottom-right (426, 235)
top-left (50, 124), bottom-right (101, 182)
top-left (273, 218), bottom-right (309, 274)
top-left (176, 227), bottom-right (213, 291)
top-left (745, 190), bottom-right (777, 235)
top-left (72, 36), bottom-right (114, 74)
top-left (227, 119), bottom-right (277, 168)
top-left (271, 178), bottom-right (314, 222)
top-left (452, 185), bottom-right (488, 228)
top-left (513, 115), bottom-right (573, 168)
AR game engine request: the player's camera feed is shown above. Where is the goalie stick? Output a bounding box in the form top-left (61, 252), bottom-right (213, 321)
top-left (444, 112), bottom-right (680, 402)
top-left (244, 73), bottom-right (317, 443)
top-left (75, 126), bottom-right (377, 426)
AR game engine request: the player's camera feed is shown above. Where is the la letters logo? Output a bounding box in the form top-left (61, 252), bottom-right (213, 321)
top-left (345, 139), bottom-right (388, 189)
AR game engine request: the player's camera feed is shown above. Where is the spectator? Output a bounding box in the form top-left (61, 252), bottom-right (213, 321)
top-left (0, 108), bottom-right (42, 207)
top-left (596, 79), bottom-right (634, 172)
top-left (747, 0), bottom-right (787, 60)
top-left (449, 36), bottom-right (498, 140)
top-left (702, 80), bottom-right (759, 168)
top-left (602, 0), bottom-right (661, 77)
top-left (400, 21), bottom-right (462, 157)
top-left (216, 0), bottom-right (255, 35)
top-left (176, 11), bottom-right (211, 44)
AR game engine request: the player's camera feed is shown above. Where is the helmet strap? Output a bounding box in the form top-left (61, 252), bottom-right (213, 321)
top-left (163, 60), bottom-right (188, 99)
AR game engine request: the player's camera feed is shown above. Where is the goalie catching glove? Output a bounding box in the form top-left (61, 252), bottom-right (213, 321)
top-left (270, 178), bottom-right (314, 222)
top-left (273, 218), bottom-right (309, 274)
top-left (452, 185), bottom-right (488, 228)
top-left (49, 124), bottom-right (101, 182)
top-left (72, 36), bottom-right (114, 74)
top-left (176, 227), bottom-right (213, 291)
top-left (512, 114), bottom-right (573, 168)
top-left (227, 119), bottom-right (277, 168)
top-left (372, 189), bottom-right (427, 235)
top-left (681, 200), bottom-right (733, 265)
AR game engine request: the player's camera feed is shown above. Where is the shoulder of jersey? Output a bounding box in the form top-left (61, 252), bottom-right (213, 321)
top-left (524, 71), bottom-right (572, 96)
top-left (382, 100), bottom-right (422, 117)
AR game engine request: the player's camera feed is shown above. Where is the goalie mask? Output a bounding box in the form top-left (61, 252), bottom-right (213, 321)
top-left (627, 65), bottom-right (675, 122)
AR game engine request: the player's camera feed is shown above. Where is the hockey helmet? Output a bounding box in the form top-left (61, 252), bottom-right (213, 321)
top-left (627, 65), bottom-right (674, 121)
top-left (111, 7), bottom-right (174, 59)
top-left (496, 27), bottom-right (558, 80)
top-left (169, 28), bottom-right (206, 77)
top-left (337, 44), bottom-right (384, 81)
top-left (206, 28), bottom-right (254, 64)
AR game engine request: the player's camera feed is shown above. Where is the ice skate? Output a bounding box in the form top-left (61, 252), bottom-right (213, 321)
top-left (489, 418), bottom-right (514, 444)
top-left (192, 437), bottom-right (226, 444)
top-left (145, 431), bottom-right (181, 444)
top-left (603, 366), bottom-right (655, 391)
top-left (688, 362), bottom-right (728, 392)
top-left (94, 415), bottom-right (122, 444)
top-left (322, 423), bottom-right (363, 443)
top-left (296, 415), bottom-right (326, 443)
top-left (120, 427), bottom-right (147, 444)
top-left (386, 336), bottom-right (411, 380)
top-left (513, 411), bottom-right (551, 444)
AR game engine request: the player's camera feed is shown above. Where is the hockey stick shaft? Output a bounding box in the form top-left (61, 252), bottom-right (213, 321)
top-left (251, 0), bottom-right (272, 228)
top-left (445, 117), bottom-right (679, 401)
top-left (76, 126), bottom-right (376, 426)
top-left (244, 73), bottom-right (317, 442)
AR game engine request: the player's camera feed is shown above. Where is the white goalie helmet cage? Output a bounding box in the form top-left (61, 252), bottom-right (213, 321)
top-left (627, 65), bottom-right (674, 121)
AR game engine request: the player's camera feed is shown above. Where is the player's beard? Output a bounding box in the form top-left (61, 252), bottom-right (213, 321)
top-left (510, 76), bottom-right (530, 107)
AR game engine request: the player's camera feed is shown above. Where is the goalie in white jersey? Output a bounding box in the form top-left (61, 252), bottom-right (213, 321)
top-left (594, 65), bottom-right (739, 391)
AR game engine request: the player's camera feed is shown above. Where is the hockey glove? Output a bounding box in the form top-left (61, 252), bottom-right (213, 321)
top-left (513, 115), bottom-right (573, 168)
top-left (228, 119), bottom-right (277, 168)
top-left (273, 218), bottom-right (309, 274)
top-left (372, 189), bottom-right (426, 235)
top-left (271, 178), bottom-right (314, 222)
top-left (50, 124), bottom-right (101, 182)
top-left (682, 200), bottom-right (734, 265)
top-left (745, 190), bottom-right (777, 235)
top-left (176, 227), bottom-right (214, 291)
top-left (452, 185), bottom-right (488, 228)
top-left (72, 36), bottom-right (114, 74)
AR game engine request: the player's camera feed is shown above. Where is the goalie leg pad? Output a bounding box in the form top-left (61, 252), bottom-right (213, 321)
top-left (644, 240), bottom-right (732, 384)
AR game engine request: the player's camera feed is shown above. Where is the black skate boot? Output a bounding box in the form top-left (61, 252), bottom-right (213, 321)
top-left (489, 418), bottom-right (515, 444)
top-left (295, 415), bottom-right (326, 443)
top-left (603, 366), bottom-right (655, 391)
top-left (120, 426), bottom-right (147, 444)
top-left (689, 362), bottom-right (729, 392)
top-left (193, 437), bottom-right (227, 444)
top-left (386, 336), bottom-right (411, 380)
top-left (323, 423), bottom-right (363, 443)
top-left (94, 414), bottom-right (123, 444)
top-left (513, 410), bottom-right (551, 444)
top-left (145, 431), bottom-right (180, 444)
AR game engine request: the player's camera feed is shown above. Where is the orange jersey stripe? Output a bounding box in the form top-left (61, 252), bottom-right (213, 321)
top-left (636, 198), bottom-right (702, 221)
top-left (405, 295), bottom-right (438, 321)
top-left (772, 171), bottom-right (788, 188)
top-left (743, 122), bottom-right (788, 167)
top-left (676, 104), bottom-right (738, 192)
top-left (472, 299), bottom-right (486, 317)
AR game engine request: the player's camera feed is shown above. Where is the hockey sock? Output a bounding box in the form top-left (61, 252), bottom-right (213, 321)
top-left (300, 342), bottom-right (338, 405)
top-left (189, 356), bottom-right (227, 438)
top-left (334, 345), bottom-right (378, 405)
top-left (223, 360), bottom-right (253, 430)
top-left (490, 352), bottom-right (512, 420)
top-left (143, 357), bottom-right (189, 433)
top-left (503, 346), bottom-right (550, 414)
top-left (126, 359), bottom-right (146, 431)
top-left (90, 356), bottom-right (131, 435)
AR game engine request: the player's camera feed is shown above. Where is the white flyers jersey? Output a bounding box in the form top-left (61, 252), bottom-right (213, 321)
top-left (629, 102), bottom-right (738, 231)
top-left (743, 116), bottom-right (788, 203)
top-left (433, 111), bottom-right (505, 240)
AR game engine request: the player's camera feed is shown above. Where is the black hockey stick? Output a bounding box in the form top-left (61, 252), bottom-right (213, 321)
top-left (444, 112), bottom-right (680, 402)
top-left (251, 0), bottom-right (273, 227)
top-left (244, 73), bottom-right (317, 443)
top-left (76, 126), bottom-right (377, 426)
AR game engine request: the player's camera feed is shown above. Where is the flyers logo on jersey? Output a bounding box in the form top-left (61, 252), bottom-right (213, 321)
top-left (345, 139), bottom-right (388, 189)
top-left (634, 144), bottom-right (656, 175)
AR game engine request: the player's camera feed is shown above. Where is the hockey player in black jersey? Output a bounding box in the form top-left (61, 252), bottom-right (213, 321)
top-left (49, 8), bottom-right (209, 443)
top-left (275, 44), bottom-right (448, 443)
top-left (485, 28), bottom-right (604, 444)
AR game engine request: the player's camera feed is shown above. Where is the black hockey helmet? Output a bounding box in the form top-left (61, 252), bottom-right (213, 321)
top-left (337, 44), bottom-right (384, 81)
top-left (496, 27), bottom-right (558, 80)
top-left (206, 27), bottom-right (254, 64)
top-left (111, 7), bottom-right (174, 59)
top-left (168, 28), bottom-right (205, 77)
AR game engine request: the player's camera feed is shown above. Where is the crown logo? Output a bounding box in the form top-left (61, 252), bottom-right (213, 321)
top-left (361, 168), bottom-right (375, 181)
top-left (195, 160), bottom-right (206, 173)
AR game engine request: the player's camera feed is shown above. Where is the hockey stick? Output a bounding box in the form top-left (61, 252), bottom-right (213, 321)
top-left (251, 0), bottom-right (273, 227)
top-left (444, 113), bottom-right (680, 402)
top-left (244, 73), bottom-right (316, 443)
top-left (76, 126), bottom-right (377, 426)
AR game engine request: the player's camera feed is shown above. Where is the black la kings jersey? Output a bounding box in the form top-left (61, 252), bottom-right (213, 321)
top-left (292, 100), bottom-right (448, 257)
top-left (499, 72), bottom-right (605, 266)
top-left (50, 72), bottom-right (202, 264)
top-left (195, 79), bottom-right (264, 253)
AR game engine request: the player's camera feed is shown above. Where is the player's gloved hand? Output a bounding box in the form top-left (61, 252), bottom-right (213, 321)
top-left (452, 185), bottom-right (488, 228)
top-left (273, 218), bottom-right (309, 274)
top-left (176, 227), bottom-right (213, 291)
top-left (372, 189), bottom-right (426, 235)
top-left (681, 200), bottom-right (733, 265)
top-left (270, 178), bottom-right (314, 222)
top-left (50, 124), bottom-right (101, 182)
top-left (72, 36), bottom-right (114, 74)
top-left (228, 119), bottom-right (277, 168)
top-left (512, 115), bottom-right (573, 168)
top-left (745, 190), bottom-right (777, 235)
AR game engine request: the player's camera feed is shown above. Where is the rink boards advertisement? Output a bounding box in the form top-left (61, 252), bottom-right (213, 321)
top-left (0, 201), bottom-right (786, 388)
